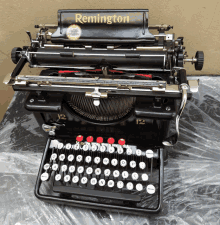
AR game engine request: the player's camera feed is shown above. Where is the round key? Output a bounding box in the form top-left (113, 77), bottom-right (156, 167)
top-left (126, 182), bottom-right (133, 190)
top-left (91, 178), bottom-right (97, 185)
top-left (132, 172), bottom-right (139, 180)
top-left (69, 165), bottom-right (75, 173)
top-left (104, 169), bottom-right (111, 177)
top-left (139, 162), bottom-right (146, 170)
top-left (95, 168), bottom-right (101, 176)
top-left (55, 174), bottom-right (61, 181)
top-left (126, 148), bottom-right (132, 155)
top-left (61, 165), bottom-right (67, 172)
top-left (65, 143), bottom-right (72, 150)
top-left (68, 154), bottom-right (74, 162)
top-left (109, 146), bottom-right (115, 154)
top-left (117, 146), bottom-right (123, 154)
top-left (108, 180), bottom-right (114, 188)
top-left (74, 143), bottom-right (80, 150)
top-left (76, 155), bottom-right (83, 162)
top-left (58, 143), bottom-right (64, 149)
top-left (107, 137), bottom-right (115, 145)
top-left (83, 144), bottom-right (89, 151)
top-left (130, 160), bottom-right (136, 168)
top-left (86, 167), bottom-right (93, 175)
top-left (103, 158), bottom-right (109, 165)
top-left (64, 175), bottom-right (70, 182)
top-left (122, 171), bottom-right (129, 179)
top-left (136, 149), bottom-right (142, 156)
top-left (91, 144), bottom-right (97, 151)
top-left (52, 164), bottom-right (58, 171)
top-left (96, 137), bottom-right (103, 144)
top-left (142, 173), bottom-right (149, 181)
top-left (85, 156), bottom-right (92, 163)
top-left (72, 175), bottom-right (79, 183)
top-left (146, 149), bottom-right (154, 158)
top-left (94, 157), bottom-right (100, 164)
top-left (118, 138), bottom-right (125, 146)
top-left (136, 183), bottom-right (143, 191)
top-left (117, 181), bottom-right (124, 189)
top-left (43, 163), bottom-right (50, 170)
top-left (147, 184), bottom-right (155, 194)
top-left (81, 177), bottom-right (88, 184)
top-left (59, 154), bottom-right (65, 161)
top-left (99, 179), bottom-right (106, 186)
top-left (76, 135), bottom-right (83, 142)
top-left (77, 166), bottom-right (84, 174)
top-left (41, 172), bottom-right (49, 181)
top-left (86, 136), bottom-right (93, 143)
top-left (51, 153), bottom-right (57, 160)
top-left (111, 158), bottom-right (118, 166)
top-left (100, 145), bottom-right (106, 152)
top-left (120, 159), bottom-right (127, 167)
top-left (113, 170), bottom-right (120, 178)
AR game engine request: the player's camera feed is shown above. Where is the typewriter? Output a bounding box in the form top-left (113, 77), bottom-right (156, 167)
top-left (3, 9), bottom-right (204, 215)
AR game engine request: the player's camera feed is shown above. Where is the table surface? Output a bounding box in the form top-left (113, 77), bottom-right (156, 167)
top-left (0, 76), bottom-right (220, 225)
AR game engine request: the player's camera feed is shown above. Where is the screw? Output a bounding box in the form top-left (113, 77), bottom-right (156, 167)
top-left (30, 99), bottom-right (34, 103)
top-left (166, 106), bottom-right (171, 111)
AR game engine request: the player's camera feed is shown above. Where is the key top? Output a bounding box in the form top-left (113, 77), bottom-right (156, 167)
top-left (91, 178), bottom-right (97, 185)
top-left (126, 182), bottom-right (134, 190)
top-left (86, 167), bottom-right (93, 175)
top-left (95, 168), bottom-right (101, 176)
top-left (77, 166), bottom-right (84, 174)
top-left (117, 146), bottom-right (123, 154)
top-left (51, 153), bottom-right (57, 161)
top-left (64, 175), bottom-right (70, 182)
top-left (109, 146), bottom-right (115, 154)
top-left (85, 156), bottom-right (92, 163)
top-left (136, 149), bottom-right (142, 156)
top-left (107, 180), bottom-right (115, 188)
top-left (111, 158), bottom-right (118, 166)
top-left (52, 164), bottom-right (58, 171)
top-left (146, 149), bottom-right (154, 158)
top-left (139, 162), bottom-right (146, 169)
top-left (65, 143), bottom-right (72, 150)
top-left (100, 145), bottom-right (106, 152)
top-left (126, 148), bottom-right (132, 155)
top-left (83, 144), bottom-right (89, 151)
top-left (104, 169), bottom-right (111, 177)
top-left (41, 172), bottom-right (49, 181)
top-left (147, 184), bottom-right (155, 194)
top-left (122, 171), bottom-right (129, 179)
top-left (142, 173), bottom-right (149, 181)
top-left (117, 181), bottom-right (124, 189)
top-left (76, 155), bottom-right (83, 162)
top-left (132, 172), bottom-right (139, 180)
top-left (113, 170), bottom-right (120, 178)
top-left (59, 154), bottom-right (65, 161)
top-left (74, 143), bottom-right (80, 150)
top-left (120, 159), bottom-right (127, 167)
top-left (94, 157), bottom-right (101, 164)
top-left (91, 144), bottom-right (97, 151)
top-left (81, 177), bottom-right (88, 184)
top-left (136, 183), bottom-right (143, 191)
top-left (68, 154), bottom-right (74, 162)
top-left (58, 143), bottom-right (64, 149)
top-left (103, 158), bottom-right (109, 165)
top-left (130, 160), bottom-right (136, 168)
top-left (69, 165), bottom-right (75, 173)
top-left (61, 165), bottom-right (67, 172)
top-left (55, 174), bottom-right (61, 181)
top-left (72, 176), bottom-right (79, 183)
top-left (43, 163), bottom-right (50, 170)
top-left (99, 179), bottom-right (106, 186)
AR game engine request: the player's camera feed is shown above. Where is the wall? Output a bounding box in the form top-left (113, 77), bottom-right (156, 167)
top-left (0, 0), bottom-right (219, 120)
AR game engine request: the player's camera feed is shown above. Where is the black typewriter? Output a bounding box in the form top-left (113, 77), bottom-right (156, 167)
top-left (3, 9), bottom-right (204, 215)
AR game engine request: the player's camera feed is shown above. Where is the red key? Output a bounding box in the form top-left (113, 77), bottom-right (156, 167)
top-left (86, 136), bottom-right (94, 143)
top-left (107, 137), bottom-right (115, 145)
top-left (96, 137), bottom-right (103, 144)
top-left (118, 138), bottom-right (126, 146)
top-left (76, 135), bottom-right (83, 142)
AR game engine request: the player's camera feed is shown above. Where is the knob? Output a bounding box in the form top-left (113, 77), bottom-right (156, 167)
top-left (11, 47), bottom-right (22, 64)
top-left (118, 138), bottom-right (125, 146)
top-left (86, 136), bottom-right (93, 143)
top-left (195, 51), bottom-right (204, 71)
top-left (96, 137), bottom-right (103, 144)
top-left (107, 137), bottom-right (115, 144)
top-left (76, 135), bottom-right (83, 142)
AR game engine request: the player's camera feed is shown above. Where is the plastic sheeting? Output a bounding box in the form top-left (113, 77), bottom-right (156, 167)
top-left (0, 76), bottom-right (220, 225)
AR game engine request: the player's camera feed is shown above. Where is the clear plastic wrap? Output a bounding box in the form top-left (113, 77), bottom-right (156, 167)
top-left (0, 76), bottom-right (220, 225)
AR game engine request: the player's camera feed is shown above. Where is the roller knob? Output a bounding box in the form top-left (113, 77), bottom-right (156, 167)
top-left (86, 136), bottom-right (93, 143)
top-left (118, 138), bottom-right (125, 146)
top-left (76, 135), bottom-right (83, 142)
top-left (11, 47), bottom-right (22, 64)
top-left (96, 137), bottom-right (103, 144)
top-left (107, 137), bottom-right (115, 144)
top-left (195, 51), bottom-right (204, 71)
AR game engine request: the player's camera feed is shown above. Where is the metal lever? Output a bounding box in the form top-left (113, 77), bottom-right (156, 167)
top-left (26, 31), bottom-right (32, 42)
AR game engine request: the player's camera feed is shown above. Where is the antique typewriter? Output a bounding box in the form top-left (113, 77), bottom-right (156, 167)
top-left (3, 9), bottom-right (204, 214)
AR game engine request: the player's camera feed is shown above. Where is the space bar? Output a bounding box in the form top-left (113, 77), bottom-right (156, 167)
top-left (53, 186), bottom-right (141, 202)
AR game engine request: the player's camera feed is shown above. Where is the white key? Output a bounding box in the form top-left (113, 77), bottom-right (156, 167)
top-left (72, 175), bottom-right (79, 183)
top-left (81, 177), bottom-right (88, 184)
top-left (108, 180), bottom-right (114, 188)
top-left (83, 144), bottom-right (89, 151)
top-left (76, 155), bottom-right (83, 162)
top-left (99, 179), bottom-right (106, 186)
top-left (55, 174), bottom-right (61, 181)
top-left (120, 159), bottom-right (127, 167)
top-left (58, 143), bottom-right (64, 149)
top-left (59, 154), bottom-right (65, 161)
top-left (64, 175), bottom-right (70, 182)
top-left (139, 162), bottom-right (146, 170)
top-left (61, 165), bottom-right (67, 172)
top-left (122, 171), bottom-right (129, 179)
top-left (117, 181), bottom-right (124, 189)
top-left (147, 184), bottom-right (155, 194)
top-left (68, 154), bottom-right (74, 162)
top-left (74, 143), bottom-right (80, 150)
top-left (130, 160), bottom-right (136, 168)
top-left (100, 145), bottom-right (106, 152)
top-left (77, 166), bottom-right (84, 174)
top-left (52, 164), bottom-right (58, 171)
top-left (95, 168), bottom-right (101, 176)
top-left (109, 146), bottom-right (115, 154)
top-left (69, 165), bottom-right (75, 173)
top-left (136, 183), bottom-right (143, 191)
top-left (126, 182), bottom-right (133, 190)
top-left (41, 172), bottom-right (49, 181)
top-left (117, 146), bottom-right (123, 154)
top-left (91, 144), bottom-right (97, 151)
top-left (136, 149), bottom-right (142, 156)
top-left (51, 153), bottom-right (57, 161)
top-left (111, 158), bottom-right (118, 166)
top-left (142, 173), bottom-right (149, 181)
top-left (104, 169), bottom-right (111, 177)
top-left (146, 149), bottom-right (154, 158)
top-left (132, 172), bottom-right (139, 180)
top-left (43, 163), bottom-right (50, 170)
top-left (65, 143), bottom-right (72, 150)
top-left (113, 170), bottom-right (120, 178)
top-left (86, 167), bottom-right (93, 175)
top-left (94, 157), bottom-right (101, 164)
top-left (91, 178), bottom-right (97, 185)
top-left (126, 148), bottom-right (132, 155)
top-left (103, 158), bottom-right (109, 165)
top-left (85, 156), bottom-right (92, 163)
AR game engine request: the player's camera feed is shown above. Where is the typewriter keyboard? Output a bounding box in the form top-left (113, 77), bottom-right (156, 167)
top-left (39, 135), bottom-right (161, 208)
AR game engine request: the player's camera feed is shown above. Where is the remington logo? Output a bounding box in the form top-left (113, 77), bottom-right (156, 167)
top-left (75, 13), bottom-right (130, 24)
